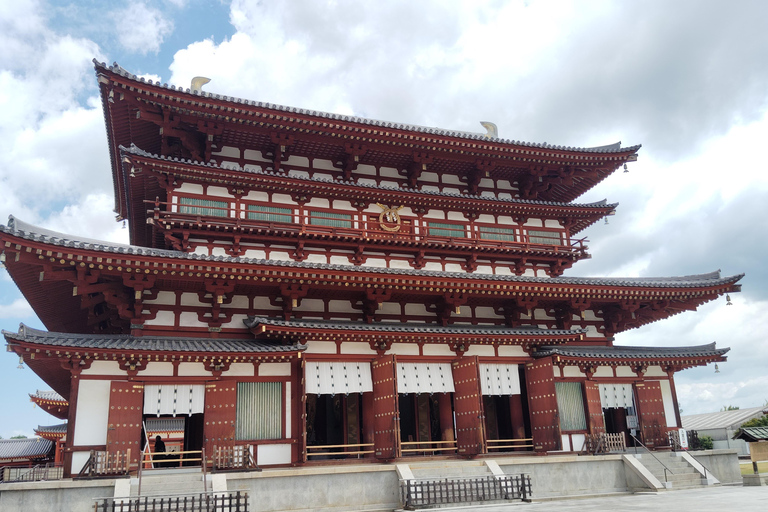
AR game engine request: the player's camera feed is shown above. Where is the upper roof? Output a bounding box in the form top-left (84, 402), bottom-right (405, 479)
top-left (0, 437), bottom-right (53, 461)
top-left (95, 60), bottom-right (641, 224)
top-left (682, 406), bottom-right (768, 431)
top-left (29, 390), bottom-right (66, 403)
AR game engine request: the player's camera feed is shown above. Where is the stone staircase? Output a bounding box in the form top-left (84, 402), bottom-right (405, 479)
top-left (406, 459), bottom-right (494, 480)
top-left (633, 452), bottom-right (715, 490)
top-left (113, 467), bottom-right (227, 498)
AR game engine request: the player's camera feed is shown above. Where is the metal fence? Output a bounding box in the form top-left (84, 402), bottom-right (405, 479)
top-left (93, 491), bottom-right (248, 512)
top-left (400, 474), bottom-right (531, 508)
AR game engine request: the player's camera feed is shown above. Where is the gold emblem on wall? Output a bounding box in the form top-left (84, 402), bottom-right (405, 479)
top-left (376, 203), bottom-right (404, 232)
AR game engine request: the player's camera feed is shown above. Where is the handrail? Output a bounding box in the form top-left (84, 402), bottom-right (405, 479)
top-left (149, 206), bottom-right (580, 254)
top-left (680, 448), bottom-right (713, 482)
top-left (630, 434), bottom-right (674, 482)
top-left (487, 438), bottom-right (534, 450)
top-left (400, 440), bottom-right (457, 454)
top-left (306, 442), bottom-right (375, 459)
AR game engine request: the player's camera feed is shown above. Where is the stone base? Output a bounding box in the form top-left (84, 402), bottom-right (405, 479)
top-left (742, 474), bottom-right (767, 486)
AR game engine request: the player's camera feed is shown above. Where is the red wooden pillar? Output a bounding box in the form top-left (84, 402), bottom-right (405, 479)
top-left (62, 368), bottom-right (80, 478)
top-left (203, 381), bottom-right (237, 462)
top-left (361, 391), bottom-right (375, 457)
top-left (452, 356), bottom-right (485, 456)
top-left (437, 393), bottom-right (455, 442)
top-left (583, 381), bottom-right (605, 435)
top-left (525, 358), bottom-right (561, 452)
top-left (635, 381), bottom-right (667, 447)
top-left (667, 372), bottom-right (683, 428)
top-left (106, 381), bottom-right (144, 469)
top-left (294, 357), bottom-right (305, 463)
top-left (371, 355), bottom-right (400, 459)
top-left (508, 394), bottom-right (526, 447)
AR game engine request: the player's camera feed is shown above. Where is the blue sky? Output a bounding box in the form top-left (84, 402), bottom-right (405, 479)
top-left (1, 0), bottom-right (768, 437)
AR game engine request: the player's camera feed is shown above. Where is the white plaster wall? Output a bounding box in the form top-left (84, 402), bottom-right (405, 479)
top-left (615, 367), bottom-right (636, 378)
top-left (422, 344), bottom-right (455, 356)
top-left (243, 149), bottom-right (268, 162)
top-left (389, 343), bottom-right (420, 355)
top-left (244, 190), bottom-right (269, 201)
top-left (143, 291), bottom-right (176, 305)
top-left (445, 263), bottom-right (464, 273)
top-left (244, 249), bottom-right (268, 259)
top-left (175, 183), bottom-right (204, 194)
top-left (74, 380), bottom-right (111, 446)
top-left (313, 158), bottom-right (336, 171)
top-left (179, 312), bottom-right (208, 328)
top-left (463, 345), bottom-right (495, 357)
top-left (257, 444), bottom-right (292, 465)
top-left (178, 363), bottom-right (212, 377)
top-left (421, 171), bottom-right (438, 183)
top-left (659, 380), bottom-right (678, 427)
top-left (593, 367), bottom-right (613, 378)
top-left (340, 342), bottom-right (375, 354)
top-left (404, 304), bottom-right (429, 316)
top-left (357, 164), bottom-right (376, 175)
top-left (562, 366), bottom-right (584, 378)
top-left (144, 310), bottom-right (175, 326)
top-left (180, 292), bottom-right (206, 307)
top-left (423, 262), bottom-right (442, 271)
top-left (207, 186), bottom-right (232, 198)
top-left (82, 361), bottom-right (124, 376)
top-left (211, 145), bottom-right (240, 158)
top-left (361, 258), bottom-right (387, 268)
top-left (273, 194), bottom-right (294, 205)
top-left (285, 155), bottom-right (309, 167)
top-left (285, 382), bottom-right (291, 437)
top-left (223, 363), bottom-right (255, 377)
top-left (497, 346), bottom-right (527, 357)
top-left (259, 363), bottom-right (291, 376)
top-left (306, 341), bottom-right (336, 354)
top-left (644, 365), bottom-right (666, 377)
top-left (139, 362), bottom-right (174, 376)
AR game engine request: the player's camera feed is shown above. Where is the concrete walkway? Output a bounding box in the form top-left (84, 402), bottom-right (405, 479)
top-left (439, 486), bottom-right (767, 511)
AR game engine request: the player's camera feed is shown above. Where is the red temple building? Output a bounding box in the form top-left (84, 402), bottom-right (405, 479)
top-left (1, 61), bottom-right (742, 478)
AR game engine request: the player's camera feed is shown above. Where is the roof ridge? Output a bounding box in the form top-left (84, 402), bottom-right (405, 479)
top-left (95, 60), bottom-right (641, 155)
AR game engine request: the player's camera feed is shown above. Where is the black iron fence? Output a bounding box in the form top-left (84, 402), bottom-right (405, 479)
top-left (94, 491), bottom-right (248, 512)
top-left (400, 474), bottom-right (531, 509)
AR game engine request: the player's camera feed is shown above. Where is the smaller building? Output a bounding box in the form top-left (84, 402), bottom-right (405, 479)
top-left (682, 406), bottom-right (768, 455)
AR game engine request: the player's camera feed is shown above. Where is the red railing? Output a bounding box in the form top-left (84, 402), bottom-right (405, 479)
top-left (146, 200), bottom-right (586, 255)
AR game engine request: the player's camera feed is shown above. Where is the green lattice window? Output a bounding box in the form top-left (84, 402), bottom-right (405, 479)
top-left (309, 211), bottom-right (353, 228)
top-left (236, 382), bottom-right (282, 441)
top-left (178, 197), bottom-right (229, 217)
top-left (555, 382), bottom-right (587, 431)
top-left (527, 229), bottom-right (561, 245)
top-left (478, 226), bottom-right (516, 242)
top-left (427, 221), bottom-right (465, 238)
top-left (247, 204), bottom-right (293, 223)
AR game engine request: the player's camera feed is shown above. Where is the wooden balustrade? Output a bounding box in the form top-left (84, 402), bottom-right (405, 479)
top-left (486, 437), bottom-right (534, 451)
top-left (78, 450), bottom-right (131, 478)
top-left (306, 443), bottom-right (375, 459)
top-left (400, 440), bottom-right (457, 455)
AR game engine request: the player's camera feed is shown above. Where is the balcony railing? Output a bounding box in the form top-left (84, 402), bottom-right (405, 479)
top-left (400, 440), bottom-right (458, 455)
top-left (486, 437), bottom-right (534, 452)
top-left (306, 442), bottom-right (375, 460)
top-left (147, 200), bottom-right (586, 255)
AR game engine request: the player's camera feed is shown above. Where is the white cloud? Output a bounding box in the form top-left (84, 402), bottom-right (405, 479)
top-left (0, 298), bottom-right (35, 319)
top-left (113, 2), bottom-right (174, 55)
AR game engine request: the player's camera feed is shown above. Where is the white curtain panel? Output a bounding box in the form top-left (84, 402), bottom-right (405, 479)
top-left (396, 362), bottom-right (455, 394)
top-left (305, 361), bottom-right (373, 395)
top-left (599, 383), bottom-right (634, 409)
top-left (143, 384), bottom-right (205, 416)
top-left (479, 364), bottom-right (521, 395)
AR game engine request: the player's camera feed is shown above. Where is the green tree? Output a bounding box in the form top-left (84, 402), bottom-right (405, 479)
top-left (10, 435), bottom-right (27, 439)
top-left (699, 435), bottom-right (714, 450)
top-left (740, 415), bottom-right (768, 429)
top-left (721, 405), bottom-right (740, 411)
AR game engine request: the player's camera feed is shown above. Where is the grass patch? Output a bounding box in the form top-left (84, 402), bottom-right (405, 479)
top-left (740, 461), bottom-right (768, 475)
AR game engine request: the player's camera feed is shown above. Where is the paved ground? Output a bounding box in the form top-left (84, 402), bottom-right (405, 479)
top-left (438, 485), bottom-right (767, 511)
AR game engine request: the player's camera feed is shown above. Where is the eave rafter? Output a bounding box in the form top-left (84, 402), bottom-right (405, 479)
top-left (0, 226), bottom-right (743, 336)
top-left (97, 61), bottom-right (640, 211)
top-left (550, 354), bottom-right (726, 373)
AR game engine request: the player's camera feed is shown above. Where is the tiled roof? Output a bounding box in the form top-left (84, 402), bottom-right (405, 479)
top-left (534, 343), bottom-right (729, 360)
top-left (246, 316), bottom-right (585, 337)
top-left (30, 390), bottom-right (66, 403)
top-left (682, 406), bottom-right (767, 431)
top-left (122, 145), bottom-right (618, 211)
top-left (35, 423), bottom-right (67, 434)
top-left (0, 438), bottom-right (53, 460)
top-left (733, 426), bottom-right (768, 442)
top-left (3, 324), bottom-right (306, 354)
top-left (98, 61), bottom-right (641, 155)
top-left (0, 216), bottom-right (745, 289)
